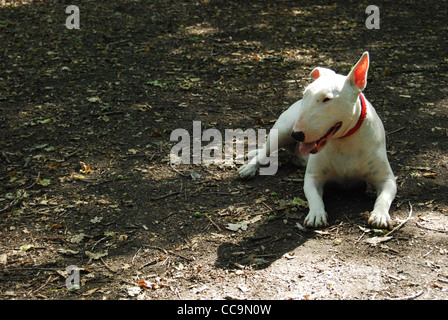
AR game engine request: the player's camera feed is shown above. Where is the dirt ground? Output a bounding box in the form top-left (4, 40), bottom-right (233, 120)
top-left (1, 0), bottom-right (447, 301)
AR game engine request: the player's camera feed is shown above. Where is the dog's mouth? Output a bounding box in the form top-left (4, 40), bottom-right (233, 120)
top-left (299, 122), bottom-right (342, 156)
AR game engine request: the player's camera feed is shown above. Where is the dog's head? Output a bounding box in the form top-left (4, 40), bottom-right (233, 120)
top-left (292, 52), bottom-right (370, 156)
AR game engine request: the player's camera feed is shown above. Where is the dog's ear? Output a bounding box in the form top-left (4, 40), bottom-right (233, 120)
top-left (310, 67), bottom-right (335, 79)
top-left (347, 52), bottom-right (369, 91)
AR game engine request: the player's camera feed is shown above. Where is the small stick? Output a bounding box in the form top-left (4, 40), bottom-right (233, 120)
top-left (388, 202), bottom-right (413, 236)
top-left (140, 259), bottom-right (158, 269)
top-left (386, 290), bottom-right (423, 300)
top-left (100, 257), bottom-right (116, 273)
top-left (25, 172), bottom-right (41, 189)
top-left (416, 223), bottom-right (448, 234)
top-left (149, 191), bottom-right (180, 201)
top-left (261, 201), bottom-right (273, 212)
top-left (90, 110), bottom-right (124, 117)
top-left (205, 214), bottom-right (222, 232)
top-left (170, 164), bottom-right (188, 177)
top-left (0, 189), bottom-right (28, 213)
top-left (168, 250), bottom-right (194, 261)
top-left (386, 127), bottom-right (405, 136)
top-left (29, 275), bottom-right (54, 296)
top-left (144, 245), bottom-right (168, 254)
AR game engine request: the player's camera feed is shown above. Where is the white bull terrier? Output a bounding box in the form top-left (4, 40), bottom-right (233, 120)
top-left (238, 52), bottom-right (397, 229)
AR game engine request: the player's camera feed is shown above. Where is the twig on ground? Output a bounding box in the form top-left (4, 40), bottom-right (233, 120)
top-left (416, 223), bottom-right (448, 234)
top-left (168, 250), bottom-right (194, 261)
top-left (205, 214), bottom-right (222, 232)
top-left (90, 110), bottom-right (124, 117)
top-left (388, 202), bottom-right (413, 237)
top-left (25, 172), bottom-right (41, 189)
top-left (386, 127), bottom-right (405, 136)
top-left (170, 164), bottom-right (188, 177)
top-left (29, 275), bottom-right (54, 296)
top-left (149, 191), bottom-right (180, 201)
top-left (386, 290), bottom-right (423, 300)
top-left (0, 189), bottom-right (27, 213)
top-left (100, 257), bottom-right (117, 273)
top-left (141, 245), bottom-right (194, 262)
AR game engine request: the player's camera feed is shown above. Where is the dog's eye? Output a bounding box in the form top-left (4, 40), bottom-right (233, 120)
top-left (323, 97), bottom-right (332, 103)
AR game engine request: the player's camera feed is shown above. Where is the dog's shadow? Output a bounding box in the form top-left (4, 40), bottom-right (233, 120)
top-left (215, 183), bottom-right (375, 270)
top-left (214, 221), bottom-right (314, 270)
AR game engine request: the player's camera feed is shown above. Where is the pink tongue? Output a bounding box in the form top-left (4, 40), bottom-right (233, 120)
top-left (299, 142), bottom-right (316, 156)
top-left (298, 122), bottom-right (342, 156)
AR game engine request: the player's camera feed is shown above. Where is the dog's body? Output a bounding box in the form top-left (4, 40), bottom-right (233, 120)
top-left (238, 52), bottom-right (397, 229)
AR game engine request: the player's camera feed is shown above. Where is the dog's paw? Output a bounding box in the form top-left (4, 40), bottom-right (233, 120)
top-left (368, 210), bottom-right (391, 229)
top-left (238, 164), bottom-right (257, 178)
top-left (304, 210), bottom-right (328, 228)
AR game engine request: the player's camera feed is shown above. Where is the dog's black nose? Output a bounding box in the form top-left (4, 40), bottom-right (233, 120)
top-left (291, 131), bottom-right (305, 142)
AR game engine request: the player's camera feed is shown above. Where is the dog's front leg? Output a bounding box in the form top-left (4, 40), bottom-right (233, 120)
top-left (237, 133), bottom-right (272, 178)
top-left (303, 174), bottom-right (328, 227)
top-left (238, 101), bottom-right (302, 178)
top-left (238, 126), bottom-right (293, 178)
top-left (368, 177), bottom-right (397, 229)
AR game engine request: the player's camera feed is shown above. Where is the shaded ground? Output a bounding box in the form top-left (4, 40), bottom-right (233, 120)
top-left (1, 0), bottom-right (447, 300)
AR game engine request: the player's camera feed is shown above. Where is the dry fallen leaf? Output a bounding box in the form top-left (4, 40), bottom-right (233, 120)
top-left (138, 280), bottom-right (169, 290)
top-left (0, 253), bottom-right (7, 265)
top-left (83, 287), bottom-right (102, 296)
top-left (226, 221), bottom-right (248, 232)
top-left (38, 178), bottom-right (51, 186)
top-left (58, 248), bottom-right (79, 255)
top-left (138, 280), bottom-right (157, 289)
top-left (70, 233), bottom-right (87, 243)
top-left (20, 244), bottom-right (35, 252)
top-left (79, 161), bottom-right (92, 174)
top-left (85, 250), bottom-right (108, 262)
top-left (127, 286), bottom-right (141, 297)
top-left (87, 96), bottom-right (101, 103)
top-left (364, 236), bottom-right (393, 246)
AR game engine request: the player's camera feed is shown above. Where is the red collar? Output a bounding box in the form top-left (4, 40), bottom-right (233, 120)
top-left (339, 93), bottom-right (367, 139)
